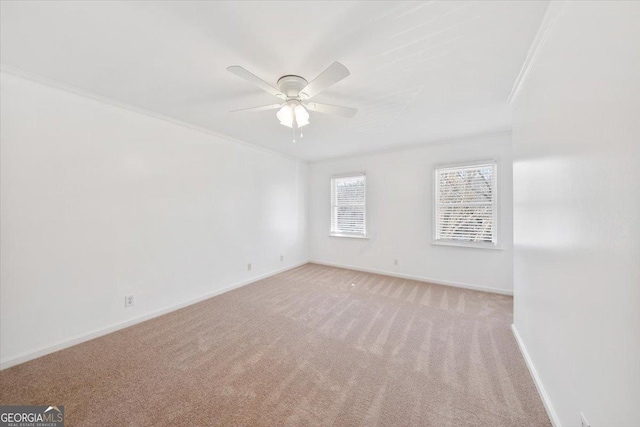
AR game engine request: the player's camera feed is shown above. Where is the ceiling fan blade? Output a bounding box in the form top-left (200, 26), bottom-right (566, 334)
top-left (300, 62), bottom-right (350, 99)
top-left (227, 66), bottom-right (285, 98)
top-left (305, 102), bottom-right (357, 118)
top-left (229, 103), bottom-right (283, 113)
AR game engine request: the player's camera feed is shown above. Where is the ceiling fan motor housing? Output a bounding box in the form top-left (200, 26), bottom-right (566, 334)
top-left (277, 75), bottom-right (308, 98)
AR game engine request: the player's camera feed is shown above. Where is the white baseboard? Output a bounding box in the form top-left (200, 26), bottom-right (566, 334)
top-left (511, 324), bottom-right (561, 427)
top-left (0, 260), bottom-right (309, 371)
top-left (309, 260), bottom-right (513, 296)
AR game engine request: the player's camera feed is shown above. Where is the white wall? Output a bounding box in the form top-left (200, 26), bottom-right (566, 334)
top-left (0, 72), bottom-right (309, 367)
top-left (309, 133), bottom-right (513, 294)
top-left (512, 2), bottom-right (640, 426)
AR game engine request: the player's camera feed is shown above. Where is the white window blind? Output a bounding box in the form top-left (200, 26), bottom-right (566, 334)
top-left (435, 163), bottom-right (496, 244)
top-left (331, 174), bottom-right (366, 237)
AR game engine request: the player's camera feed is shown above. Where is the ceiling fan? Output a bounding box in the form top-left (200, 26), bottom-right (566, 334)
top-left (227, 62), bottom-right (357, 143)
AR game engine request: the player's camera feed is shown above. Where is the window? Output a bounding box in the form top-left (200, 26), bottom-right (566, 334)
top-left (331, 174), bottom-right (366, 237)
top-left (434, 163), bottom-right (497, 246)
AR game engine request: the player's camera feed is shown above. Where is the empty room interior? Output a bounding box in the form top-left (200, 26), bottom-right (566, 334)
top-left (1, 1), bottom-right (639, 426)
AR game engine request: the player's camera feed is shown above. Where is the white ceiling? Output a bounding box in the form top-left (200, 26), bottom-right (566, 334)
top-left (1, 1), bottom-right (548, 161)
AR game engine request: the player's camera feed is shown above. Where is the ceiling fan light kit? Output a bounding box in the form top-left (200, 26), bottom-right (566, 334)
top-left (277, 101), bottom-right (309, 129)
top-left (227, 62), bottom-right (357, 143)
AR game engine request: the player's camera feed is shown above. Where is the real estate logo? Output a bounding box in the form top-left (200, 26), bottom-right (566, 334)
top-left (0, 405), bottom-right (64, 427)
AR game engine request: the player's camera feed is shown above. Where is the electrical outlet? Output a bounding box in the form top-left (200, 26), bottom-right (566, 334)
top-left (280, 255), bottom-right (284, 262)
top-left (125, 295), bottom-right (134, 308)
top-left (580, 412), bottom-right (591, 427)
top-left (394, 259), bottom-right (399, 265)
top-left (247, 263), bottom-right (252, 271)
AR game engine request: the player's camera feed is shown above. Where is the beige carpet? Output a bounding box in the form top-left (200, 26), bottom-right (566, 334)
top-left (0, 264), bottom-right (550, 426)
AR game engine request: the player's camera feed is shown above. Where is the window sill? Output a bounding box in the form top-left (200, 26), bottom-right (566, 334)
top-left (330, 234), bottom-right (369, 239)
top-left (431, 240), bottom-right (503, 250)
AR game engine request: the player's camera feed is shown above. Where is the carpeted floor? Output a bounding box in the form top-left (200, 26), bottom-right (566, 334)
top-left (0, 264), bottom-right (550, 426)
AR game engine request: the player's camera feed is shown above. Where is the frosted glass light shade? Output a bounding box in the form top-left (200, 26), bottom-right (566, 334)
top-left (277, 103), bottom-right (310, 128)
top-left (294, 105), bottom-right (310, 127)
top-left (277, 105), bottom-right (294, 127)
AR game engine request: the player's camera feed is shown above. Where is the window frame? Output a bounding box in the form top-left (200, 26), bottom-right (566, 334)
top-left (330, 172), bottom-right (367, 239)
top-left (432, 161), bottom-right (499, 249)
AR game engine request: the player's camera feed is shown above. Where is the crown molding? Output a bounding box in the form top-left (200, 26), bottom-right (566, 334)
top-left (0, 64), bottom-right (308, 164)
top-left (310, 129), bottom-right (512, 164)
top-left (508, 1), bottom-right (565, 104)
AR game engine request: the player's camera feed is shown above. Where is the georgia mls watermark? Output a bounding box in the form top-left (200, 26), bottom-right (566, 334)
top-left (0, 406), bottom-right (64, 427)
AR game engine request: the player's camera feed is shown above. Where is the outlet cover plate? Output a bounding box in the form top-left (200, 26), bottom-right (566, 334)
top-left (125, 295), bottom-right (134, 308)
